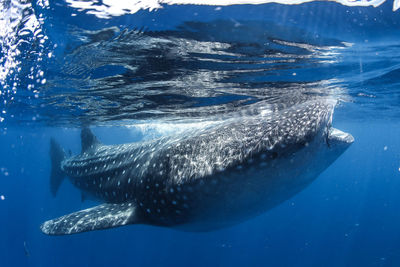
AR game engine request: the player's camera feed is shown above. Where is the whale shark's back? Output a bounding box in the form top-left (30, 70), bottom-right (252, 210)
top-left (161, 99), bottom-right (336, 185)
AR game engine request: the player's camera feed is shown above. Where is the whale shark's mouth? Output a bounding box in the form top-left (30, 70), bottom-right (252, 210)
top-left (327, 127), bottom-right (354, 147)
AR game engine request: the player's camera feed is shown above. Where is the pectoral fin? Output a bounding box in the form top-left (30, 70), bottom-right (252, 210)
top-left (40, 203), bottom-right (139, 235)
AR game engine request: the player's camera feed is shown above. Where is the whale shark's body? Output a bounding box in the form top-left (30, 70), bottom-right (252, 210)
top-left (41, 99), bottom-right (353, 235)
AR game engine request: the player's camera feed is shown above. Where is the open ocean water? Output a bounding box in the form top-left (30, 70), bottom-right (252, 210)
top-left (1, 0), bottom-right (400, 266)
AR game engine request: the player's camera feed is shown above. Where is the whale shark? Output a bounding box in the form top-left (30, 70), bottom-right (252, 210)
top-left (40, 99), bottom-right (353, 235)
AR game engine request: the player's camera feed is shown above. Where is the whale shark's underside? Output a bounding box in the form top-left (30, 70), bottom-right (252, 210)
top-left (41, 99), bottom-right (353, 235)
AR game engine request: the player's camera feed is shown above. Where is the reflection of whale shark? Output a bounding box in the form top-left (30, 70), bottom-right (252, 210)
top-left (64, 0), bottom-right (400, 18)
top-left (41, 99), bottom-right (353, 235)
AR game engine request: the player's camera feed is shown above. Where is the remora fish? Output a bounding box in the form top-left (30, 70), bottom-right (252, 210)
top-left (41, 99), bottom-right (353, 235)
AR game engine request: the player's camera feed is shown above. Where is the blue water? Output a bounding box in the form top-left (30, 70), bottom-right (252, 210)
top-left (1, 0), bottom-right (400, 266)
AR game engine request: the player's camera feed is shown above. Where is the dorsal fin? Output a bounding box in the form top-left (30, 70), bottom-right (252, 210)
top-left (81, 128), bottom-right (100, 152)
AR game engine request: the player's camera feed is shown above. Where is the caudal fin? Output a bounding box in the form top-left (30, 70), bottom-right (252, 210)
top-left (49, 138), bottom-right (66, 197)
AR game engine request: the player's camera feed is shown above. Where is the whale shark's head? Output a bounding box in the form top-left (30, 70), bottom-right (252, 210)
top-left (271, 99), bottom-right (354, 193)
top-left (318, 98), bottom-right (354, 149)
top-left (253, 98), bottom-right (353, 159)
top-left (317, 100), bottom-right (354, 160)
top-left (303, 99), bottom-right (354, 171)
top-left (327, 127), bottom-right (354, 149)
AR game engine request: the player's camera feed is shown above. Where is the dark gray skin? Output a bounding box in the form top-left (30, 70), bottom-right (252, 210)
top-left (41, 99), bottom-right (353, 235)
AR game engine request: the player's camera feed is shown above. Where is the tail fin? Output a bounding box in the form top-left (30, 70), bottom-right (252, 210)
top-left (49, 138), bottom-right (66, 197)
